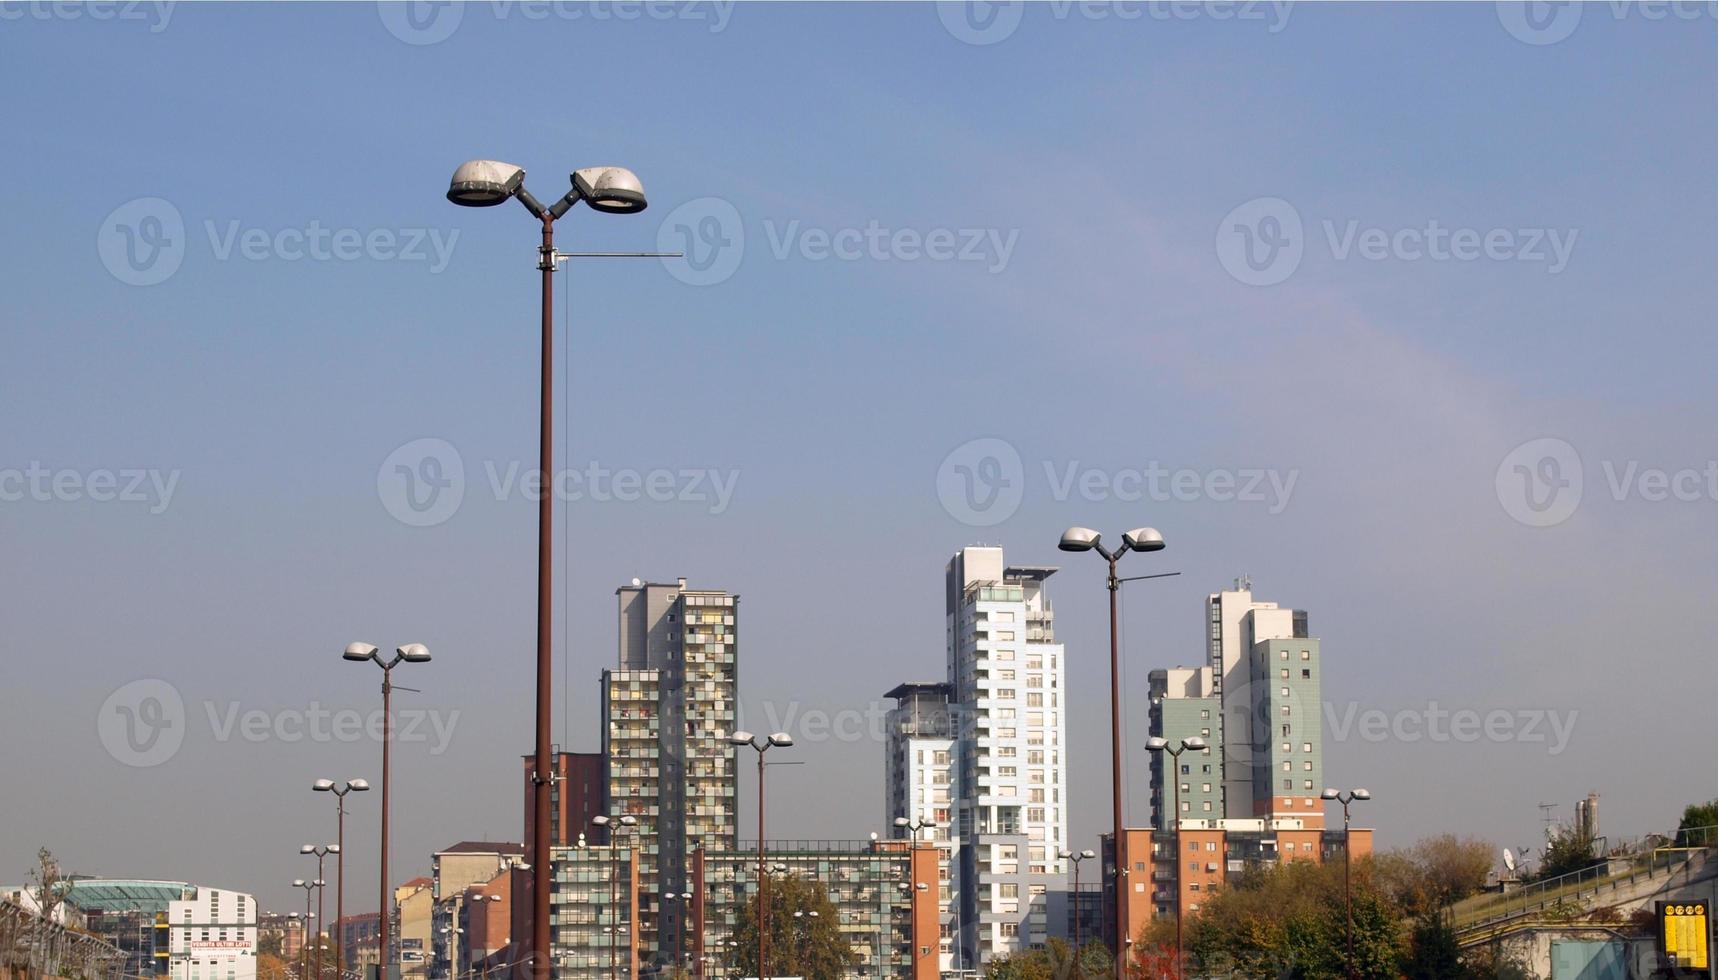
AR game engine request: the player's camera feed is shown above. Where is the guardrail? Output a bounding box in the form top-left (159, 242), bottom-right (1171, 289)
top-left (1453, 825), bottom-right (1718, 935)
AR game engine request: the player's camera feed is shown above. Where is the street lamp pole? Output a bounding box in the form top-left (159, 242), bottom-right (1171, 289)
top-left (1059, 526), bottom-right (1175, 980)
top-left (344, 642), bottom-right (432, 980)
top-left (1320, 788), bottom-right (1371, 980)
top-left (1145, 737), bottom-right (1208, 978)
top-left (302, 846), bottom-right (340, 980)
top-left (294, 882), bottom-right (323, 980)
top-left (1058, 850), bottom-right (1096, 953)
top-left (315, 779), bottom-right (371, 978)
top-left (728, 732), bottom-right (793, 980)
top-left (445, 159), bottom-right (659, 980)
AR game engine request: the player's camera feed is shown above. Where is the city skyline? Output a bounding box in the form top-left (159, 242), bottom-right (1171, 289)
top-left (6, 2), bottom-right (1714, 955)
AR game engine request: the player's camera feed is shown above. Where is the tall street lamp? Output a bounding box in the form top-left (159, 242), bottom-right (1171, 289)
top-left (344, 642), bottom-right (431, 980)
top-left (1058, 849), bottom-right (1096, 952)
top-left (445, 159), bottom-right (656, 980)
top-left (1320, 788), bottom-right (1371, 980)
top-left (728, 732), bottom-right (792, 980)
top-left (302, 846), bottom-right (340, 980)
top-left (314, 779), bottom-right (370, 977)
top-left (294, 881), bottom-right (323, 980)
top-left (1145, 736), bottom-right (1208, 976)
top-left (591, 814), bottom-right (637, 980)
top-left (1058, 526), bottom-right (1176, 980)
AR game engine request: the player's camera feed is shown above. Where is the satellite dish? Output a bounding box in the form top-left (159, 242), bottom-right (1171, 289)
top-left (1503, 848), bottom-right (1516, 872)
top-left (631, 577), bottom-right (642, 587)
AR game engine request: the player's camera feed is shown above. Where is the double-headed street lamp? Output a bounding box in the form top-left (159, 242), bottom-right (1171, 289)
top-left (302, 846), bottom-right (340, 980)
top-left (894, 815), bottom-right (936, 841)
top-left (1145, 736), bottom-right (1208, 974)
top-left (728, 732), bottom-right (792, 980)
top-left (293, 881), bottom-right (324, 980)
top-left (1058, 849), bottom-right (1097, 950)
top-left (1058, 526), bottom-right (1176, 980)
top-left (1321, 788), bottom-right (1372, 980)
top-left (446, 158), bottom-right (661, 980)
top-left (344, 642), bottom-right (431, 979)
top-left (591, 814), bottom-right (638, 980)
top-left (313, 779), bottom-right (369, 977)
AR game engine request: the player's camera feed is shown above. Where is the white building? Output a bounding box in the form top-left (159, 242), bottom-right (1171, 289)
top-left (883, 682), bottom-right (961, 972)
top-left (944, 546), bottom-right (1068, 964)
top-left (166, 886), bottom-right (257, 980)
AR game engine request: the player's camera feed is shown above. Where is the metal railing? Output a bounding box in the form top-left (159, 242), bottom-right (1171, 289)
top-left (1454, 825), bottom-right (1718, 934)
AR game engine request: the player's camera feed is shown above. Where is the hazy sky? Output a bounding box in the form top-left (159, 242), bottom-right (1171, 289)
top-left (4, 1), bottom-right (1717, 916)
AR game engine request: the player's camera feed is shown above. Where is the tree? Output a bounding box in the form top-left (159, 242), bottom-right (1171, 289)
top-left (1375, 836), bottom-right (1495, 917)
top-left (258, 954), bottom-right (290, 980)
top-left (1676, 800), bottom-right (1718, 847)
top-left (1535, 829), bottom-right (1601, 882)
top-left (728, 874), bottom-right (855, 980)
top-left (983, 938), bottom-right (1109, 980)
top-left (1403, 916), bottom-right (1462, 980)
top-left (29, 847), bottom-right (64, 923)
top-left (1185, 858), bottom-right (1404, 980)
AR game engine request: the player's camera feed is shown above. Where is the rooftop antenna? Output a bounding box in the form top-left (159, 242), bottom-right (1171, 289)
top-left (1539, 802), bottom-right (1560, 840)
top-left (1502, 848), bottom-right (1517, 874)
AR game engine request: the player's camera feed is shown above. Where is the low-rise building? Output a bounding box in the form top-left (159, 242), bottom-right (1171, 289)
top-left (694, 840), bottom-right (939, 980)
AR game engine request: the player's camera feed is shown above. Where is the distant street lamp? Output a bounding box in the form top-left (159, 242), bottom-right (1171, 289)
top-left (1321, 788), bottom-right (1372, 980)
top-left (446, 158), bottom-right (663, 980)
top-left (1058, 849), bottom-right (1097, 951)
top-left (591, 814), bottom-right (637, 980)
top-left (302, 846), bottom-right (340, 980)
top-left (313, 780), bottom-right (369, 978)
top-left (1059, 526), bottom-right (1177, 980)
top-left (293, 881), bottom-right (324, 980)
top-left (344, 642), bottom-right (431, 979)
top-left (728, 732), bottom-right (793, 980)
top-left (1145, 736), bottom-right (1207, 975)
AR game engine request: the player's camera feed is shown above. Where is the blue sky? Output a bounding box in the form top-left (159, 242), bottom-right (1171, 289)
top-left (4, 2), bottom-right (1717, 912)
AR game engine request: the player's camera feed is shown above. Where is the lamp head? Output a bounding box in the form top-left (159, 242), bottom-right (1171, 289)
top-left (349, 778), bottom-right (371, 792)
top-left (313, 779), bottom-right (335, 792)
top-left (300, 845), bottom-right (315, 854)
top-left (1352, 788), bottom-right (1372, 800)
top-left (1122, 527), bottom-right (1166, 553)
top-left (571, 167), bottom-right (647, 214)
top-left (727, 730), bottom-right (754, 746)
top-left (591, 815), bottom-right (610, 827)
top-left (619, 815), bottom-right (637, 826)
top-left (1182, 736), bottom-right (1208, 751)
top-left (1081, 849), bottom-right (1096, 859)
top-left (447, 160), bottom-right (525, 207)
top-left (344, 642), bottom-right (379, 662)
top-left (398, 643), bottom-right (431, 663)
top-left (1320, 788), bottom-right (1339, 800)
top-left (1144, 736), bottom-right (1168, 752)
top-left (767, 732), bottom-right (794, 747)
top-left (1058, 527), bottom-right (1101, 552)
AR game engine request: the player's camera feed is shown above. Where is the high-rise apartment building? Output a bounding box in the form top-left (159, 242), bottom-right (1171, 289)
top-left (883, 683), bottom-right (961, 971)
top-left (1145, 667), bottom-right (1221, 827)
top-left (601, 578), bottom-right (739, 965)
top-left (1149, 581), bottom-right (1323, 831)
top-left (943, 546), bottom-right (1069, 964)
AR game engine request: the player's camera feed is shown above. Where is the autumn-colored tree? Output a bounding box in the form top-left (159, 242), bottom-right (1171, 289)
top-left (1375, 836), bottom-right (1495, 916)
top-left (1184, 858), bottom-right (1405, 980)
top-left (258, 954), bottom-right (290, 980)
